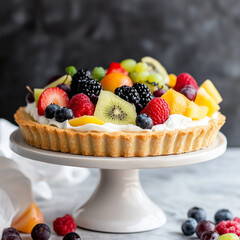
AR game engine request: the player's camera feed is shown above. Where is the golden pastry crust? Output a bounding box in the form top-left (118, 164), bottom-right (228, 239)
top-left (15, 107), bottom-right (226, 157)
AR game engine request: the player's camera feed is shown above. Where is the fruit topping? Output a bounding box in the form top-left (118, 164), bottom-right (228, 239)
top-left (180, 85), bottom-right (197, 101)
top-left (70, 69), bottom-right (102, 99)
top-left (201, 79), bottom-right (223, 104)
top-left (136, 114), bottom-right (153, 129)
top-left (184, 102), bottom-right (208, 120)
top-left (215, 209), bottom-right (233, 224)
top-left (181, 218), bottom-right (197, 236)
top-left (37, 87), bottom-right (69, 116)
top-left (55, 107), bottom-right (74, 122)
top-left (31, 223), bottom-right (51, 240)
top-left (106, 62), bottom-right (128, 75)
top-left (161, 88), bottom-right (190, 115)
top-left (141, 98), bottom-right (170, 125)
top-left (26, 92), bottom-right (34, 104)
top-left (141, 56), bottom-right (169, 84)
top-left (196, 220), bottom-right (215, 239)
top-left (135, 62), bottom-right (148, 73)
top-left (132, 83), bottom-right (153, 110)
top-left (57, 83), bottom-right (71, 98)
top-left (101, 73), bottom-right (133, 93)
top-left (153, 88), bottom-right (166, 97)
top-left (201, 231), bottom-right (219, 240)
top-left (120, 59), bottom-right (137, 73)
top-left (53, 214), bottom-right (76, 236)
top-left (233, 217), bottom-right (240, 223)
top-left (11, 202), bottom-right (44, 233)
top-left (69, 93), bottom-right (95, 118)
top-left (115, 85), bottom-right (140, 108)
top-left (34, 89), bottom-right (45, 107)
top-left (195, 87), bottom-right (220, 117)
top-left (65, 66), bottom-right (77, 77)
top-left (218, 233), bottom-right (239, 240)
top-left (44, 104), bottom-right (60, 119)
top-left (93, 67), bottom-right (106, 82)
top-left (69, 116), bottom-right (104, 127)
top-left (168, 74), bottom-right (177, 88)
top-left (46, 75), bottom-right (62, 86)
top-left (216, 221), bottom-right (240, 236)
top-left (174, 73), bottom-right (198, 92)
top-left (63, 232), bottom-right (81, 240)
top-left (2, 228), bottom-right (21, 240)
top-left (94, 91), bottom-right (137, 125)
top-left (188, 206), bottom-right (207, 223)
top-left (45, 75), bottom-right (72, 89)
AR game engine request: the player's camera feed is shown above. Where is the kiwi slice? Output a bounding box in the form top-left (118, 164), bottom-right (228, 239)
top-left (34, 88), bottom-right (45, 106)
top-left (94, 91), bottom-right (137, 125)
top-left (141, 56), bottom-right (169, 84)
top-left (44, 74), bottom-right (72, 89)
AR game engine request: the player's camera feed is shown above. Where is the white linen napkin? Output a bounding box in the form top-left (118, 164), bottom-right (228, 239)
top-left (0, 118), bottom-right (90, 235)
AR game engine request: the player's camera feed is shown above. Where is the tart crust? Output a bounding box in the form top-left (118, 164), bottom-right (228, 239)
top-left (15, 107), bottom-right (226, 157)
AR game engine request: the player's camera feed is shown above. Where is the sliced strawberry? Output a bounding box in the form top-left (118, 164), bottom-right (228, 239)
top-left (38, 87), bottom-right (69, 115)
top-left (106, 62), bottom-right (128, 75)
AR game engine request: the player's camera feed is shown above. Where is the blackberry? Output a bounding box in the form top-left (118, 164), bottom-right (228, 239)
top-left (71, 69), bottom-right (102, 99)
top-left (132, 83), bottom-right (153, 111)
top-left (115, 86), bottom-right (140, 106)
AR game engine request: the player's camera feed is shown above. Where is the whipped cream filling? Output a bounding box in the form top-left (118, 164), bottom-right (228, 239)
top-left (25, 102), bottom-right (218, 132)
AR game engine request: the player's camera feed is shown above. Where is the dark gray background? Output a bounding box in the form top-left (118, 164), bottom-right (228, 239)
top-left (0, 0), bottom-right (239, 146)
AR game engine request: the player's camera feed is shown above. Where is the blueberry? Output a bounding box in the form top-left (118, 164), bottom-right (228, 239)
top-left (181, 218), bottom-right (197, 236)
top-left (45, 104), bottom-right (60, 119)
top-left (63, 232), bottom-right (81, 240)
top-left (136, 113), bottom-right (153, 129)
top-left (2, 228), bottom-right (21, 240)
top-left (55, 107), bottom-right (74, 122)
top-left (188, 207), bottom-right (207, 222)
top-left (214, 209), bottom-right (233, 224)
top-left (31, 223), bottom-right (51, 240)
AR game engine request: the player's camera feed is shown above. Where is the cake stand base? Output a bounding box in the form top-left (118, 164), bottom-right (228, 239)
top-left (73, 169), bottom-right (166, 233)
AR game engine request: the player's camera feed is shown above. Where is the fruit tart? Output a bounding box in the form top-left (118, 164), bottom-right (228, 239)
top-left (15, 57), bottom-right (225, 157)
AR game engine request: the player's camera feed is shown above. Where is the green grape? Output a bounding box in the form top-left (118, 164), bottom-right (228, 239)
top-left (135, 62), bottom-right (148, 73)
top-left (121, 59), bottom-right (137, 73)
top-left (65, 66), bottom-right (77, 77)
top-left (93, 67), bottom-right (106, 82)
top-left (218, 233), bottom-right (239, 240)
top-left (136, 71), bottom-right (149, 82)
top-left (147, 73), bottom-right (163, 84)
top-left (129, 72), bottom-right (138, 83)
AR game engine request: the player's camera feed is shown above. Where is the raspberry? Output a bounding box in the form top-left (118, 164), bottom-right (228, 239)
top-left (216, 220), bottom-right (240, 236)
top-left (69, 93), bottom-right (95, 117)
top-left (233, 217), bottom-right (240, 223)
top-left (53, 214), bottom-right (76, 236)
top-left (174, 73), bottom-right (198, 92)
top-left (141, 97), bottom-right (170, 125)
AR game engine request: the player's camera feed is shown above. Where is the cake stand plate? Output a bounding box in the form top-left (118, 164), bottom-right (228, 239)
top-left (10, 129), bottom-right (227, 233)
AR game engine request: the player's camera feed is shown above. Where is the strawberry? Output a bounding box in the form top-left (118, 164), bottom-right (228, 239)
top-left (37, 87), bottom-right (69, 115)
top-left (174, 73), bottom-right (198, 92)
top-left (106, 62), bottom-right (128, 75)
top-left (69, 93), bottom-right (95, 117)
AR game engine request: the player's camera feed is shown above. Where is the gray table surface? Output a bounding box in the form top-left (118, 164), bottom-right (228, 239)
top-left (38, 148), bottom-right (240, 240)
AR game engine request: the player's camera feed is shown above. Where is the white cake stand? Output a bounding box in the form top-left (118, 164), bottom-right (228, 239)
top-left (10, 129), bottom-right (227, 233)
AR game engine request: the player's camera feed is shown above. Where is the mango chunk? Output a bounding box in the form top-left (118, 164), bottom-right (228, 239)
top-left (185, 101), bottom-right (208, 120)
top-left (69, 116), bottom-right (104, 127)
top-left (161, 89), bottom-right (190, 115)
top-left (195, 87), bottom-right (220, 117)
top-left (201, 79), bottom-right (222, 104)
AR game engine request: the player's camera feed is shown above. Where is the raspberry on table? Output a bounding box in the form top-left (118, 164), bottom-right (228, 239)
top-left (53, 214), bottom-right (76, 236)
top-left (174, 73), bottom-right (198, 92)
top-left (141, 97), bottom-right (170, 125)
top-left (216, 220), bottom-right (240, 236)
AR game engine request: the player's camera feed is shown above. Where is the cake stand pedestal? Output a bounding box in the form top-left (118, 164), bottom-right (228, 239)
top-left (10, 130), bottom-right (227, 233)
